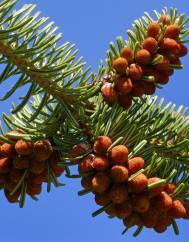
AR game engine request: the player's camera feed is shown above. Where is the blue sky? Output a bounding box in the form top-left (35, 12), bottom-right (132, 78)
top-left (0, 0), bottom-right (189, 242)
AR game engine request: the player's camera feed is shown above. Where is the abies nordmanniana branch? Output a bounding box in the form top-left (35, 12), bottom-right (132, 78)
top-left (0, 0), bottom-right (189, 237)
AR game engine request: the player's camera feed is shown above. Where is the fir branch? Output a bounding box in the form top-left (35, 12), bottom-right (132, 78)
top-left (0, 1), bottom-right (98, 113)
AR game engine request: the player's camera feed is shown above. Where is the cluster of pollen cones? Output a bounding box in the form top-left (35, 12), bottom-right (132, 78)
top-left (101, 15), bottom-right (188, 109)
top-left (70, 135), bottom-right (189, 234)
top-left (0, 131), bottom-right (64, 203)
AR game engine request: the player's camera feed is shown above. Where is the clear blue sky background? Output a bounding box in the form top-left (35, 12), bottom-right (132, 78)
top-left (0, 0), bottom-right (189, 242)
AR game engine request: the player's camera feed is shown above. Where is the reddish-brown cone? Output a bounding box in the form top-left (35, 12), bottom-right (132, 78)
top-left (93, 136), bottom-right (112, 154)
top-left (101, 83), bottom-right (117, 103)
top-left (15, 139), bottom-right (33, 155)
top-left (109, 145), bottom-right (128, 165)
top-left (111, 165), bottom-right (128, 183)
top-left (168, 199), bottom-right (186, 218)
top-left (129, 174), bottom-right (148, 193)
top-left (112, 57), bottom-right (128, 74)
top-left (128, 157), bottom-right (145, 175)
top-left (120, 46), bottom-right (134, 63)
top-left (160, 38), bottom-right (180, 55)
top-left (78, 155), bottom-right (94, 173)
top-left (147, 22), bottom-right (161, 39)
top-left (129, 64), bottom-right (143, 81)
top-left (92, 172), bottom-right (110, 193)
top-left (142, 37), bottom-right (158, 54)
top-left (92, 156), bottom-right (109, 171)
top-left (33, 140), bottom-right (53, 162)
top-left (164, 24), bottom-right (180, 39)
top-left (136, 49), bottom-right (151, 65)
top-left (115, 77), bottom-right (133, 95)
